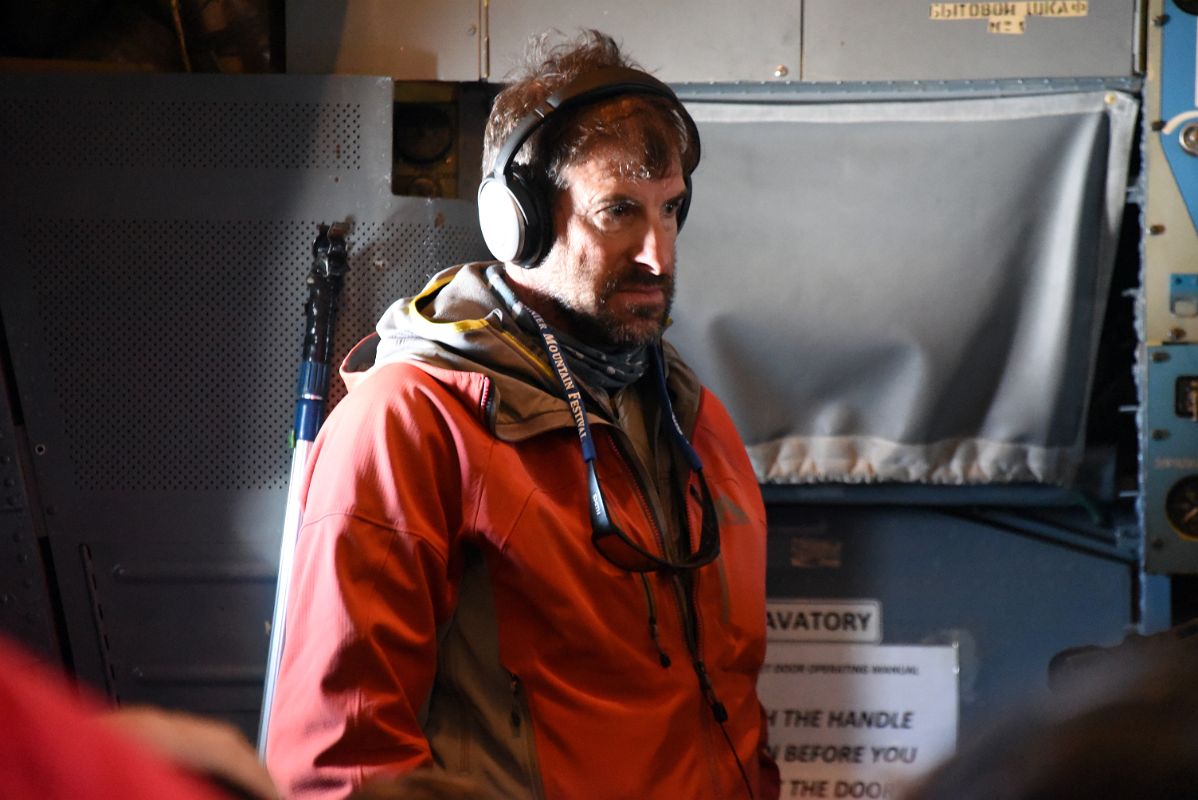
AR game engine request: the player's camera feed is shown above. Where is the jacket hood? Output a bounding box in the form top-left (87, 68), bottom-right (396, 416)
top-left (340, 262), bottom-right (702, 441)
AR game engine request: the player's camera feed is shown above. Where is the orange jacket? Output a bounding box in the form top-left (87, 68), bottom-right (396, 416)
top-left (265, 265), bottom-right (778, 799)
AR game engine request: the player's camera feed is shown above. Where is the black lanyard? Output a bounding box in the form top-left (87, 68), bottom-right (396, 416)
top-left (525, 307), bottom-right (719, 573)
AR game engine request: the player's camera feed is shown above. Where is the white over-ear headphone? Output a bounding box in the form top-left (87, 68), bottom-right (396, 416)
top-left (477, 66), bottom-right (700, 267)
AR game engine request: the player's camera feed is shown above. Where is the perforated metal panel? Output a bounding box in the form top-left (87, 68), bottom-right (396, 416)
top-left (21, 217), bottom-right (467, 494)
top-left (0, 73), bottom-right (489, 736)
top-left (1, 99), bottom-right (363, 171)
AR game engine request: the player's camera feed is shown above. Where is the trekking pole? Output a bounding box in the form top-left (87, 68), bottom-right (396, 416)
top-left (258, 222), bottom-right (350, 756)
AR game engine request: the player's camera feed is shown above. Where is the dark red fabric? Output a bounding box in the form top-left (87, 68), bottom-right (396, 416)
top-left (0, 637), bottom-right (225, 800)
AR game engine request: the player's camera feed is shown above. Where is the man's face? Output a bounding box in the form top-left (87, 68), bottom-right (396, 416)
top-left (522, 145), bottom-right (688, 348)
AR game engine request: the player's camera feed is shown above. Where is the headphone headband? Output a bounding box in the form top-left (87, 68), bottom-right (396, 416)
top-left (490, 66), bottom-right (697, 183)
top-left (477, 66), bottom-right (700, 267)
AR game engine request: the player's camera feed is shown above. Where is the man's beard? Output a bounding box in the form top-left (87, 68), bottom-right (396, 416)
top-left (552, 271), bottom-right (675, 348)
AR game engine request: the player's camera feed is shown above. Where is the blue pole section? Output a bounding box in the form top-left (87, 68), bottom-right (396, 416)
top-left (259, 223), bottom-right (349, 757)
top-left (293, 360), bottom-right (331, 443)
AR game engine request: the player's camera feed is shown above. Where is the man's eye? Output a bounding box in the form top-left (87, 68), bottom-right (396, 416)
top-left (663, 199), bottom-right (682, 217)
top-left (595, 202), bottom-right (635, 228)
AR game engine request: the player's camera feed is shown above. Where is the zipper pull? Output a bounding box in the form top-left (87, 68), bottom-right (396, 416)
top-left (509, 673), bottom-right (522, 731)
top-left (639, 575), bottom-right (672, 668)
top-left (651, 621), bottom-right (673, 668)
top-left (693, 659), bottom-right (728, 723)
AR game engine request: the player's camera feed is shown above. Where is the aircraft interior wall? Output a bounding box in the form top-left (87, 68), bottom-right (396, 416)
top-left (0, 0), bottom-right (1176, 759)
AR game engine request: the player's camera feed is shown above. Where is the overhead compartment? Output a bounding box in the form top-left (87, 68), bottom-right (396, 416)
top-left (803, 0), bottom-right (1139, 81)
top-left (284, 0), bottom-right (1140, 83)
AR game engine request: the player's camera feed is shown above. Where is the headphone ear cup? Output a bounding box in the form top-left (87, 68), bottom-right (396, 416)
top-left (506, 164), bottom-right (553, 267)
top-left (478, 175), bottom-right (525, 264)
top-left (676, 173), bottom-right (693, 233)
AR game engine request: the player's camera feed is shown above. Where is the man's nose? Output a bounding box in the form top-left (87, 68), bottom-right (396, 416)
top-left (635, 217), bottom-right (675, 277)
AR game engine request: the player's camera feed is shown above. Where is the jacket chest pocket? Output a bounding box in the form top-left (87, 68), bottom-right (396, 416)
top-left (474, 436), bottom-right (628, 598)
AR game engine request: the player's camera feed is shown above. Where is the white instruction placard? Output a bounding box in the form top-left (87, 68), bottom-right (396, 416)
top-left (758, 643), bottom-right (959, 799)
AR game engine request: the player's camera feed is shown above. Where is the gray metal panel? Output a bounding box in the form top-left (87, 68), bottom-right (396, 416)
top-left (0, 350), bottom-right (60, 663)
top-left (803, 0), bottom-right (1138, 81)
top-left (487, 0), bottom-right (802, 83)
top-left (767, 504), bottom-right (1139, 733)
top-left (286, 0), bottom-right (482, 80)
top-left (73, 535), bottom-right (278, 734)
top-left (0, 73), bottom-right (491, 737)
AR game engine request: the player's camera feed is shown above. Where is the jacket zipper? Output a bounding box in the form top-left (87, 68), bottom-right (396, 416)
top-left (605, 409), bottom-right (746, 794)
top-left (604, 428), bottom-right (691, 677)
top-left (480, 376), bottom-right (497, 426)
top-left (606, 429), bottom-right (724, 708)
top-left (508, 672), bottom-right (546, 800)
top-left (604, 426), bottom-right (713, 667)
top-left (604, 428), bottom-right (675, 561)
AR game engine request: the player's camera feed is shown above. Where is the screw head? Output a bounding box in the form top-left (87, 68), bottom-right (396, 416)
top-left (1181, 124), bottom-right (1198, 156)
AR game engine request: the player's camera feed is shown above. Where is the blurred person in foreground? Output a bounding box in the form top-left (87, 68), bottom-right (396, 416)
top-left (903, 627), bottom-right (1198, 800)
top-left (348, 769), bottom-right (501, 800)
top-left (0, 634), bottom-right (277, 799)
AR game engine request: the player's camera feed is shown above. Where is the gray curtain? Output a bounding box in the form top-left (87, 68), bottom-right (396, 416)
top-left (672, 91), bottom-right (1138, 485)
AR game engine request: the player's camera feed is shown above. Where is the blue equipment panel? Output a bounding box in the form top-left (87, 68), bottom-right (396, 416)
top-left (1159, 0), bottom-right (1198, 231)
top-left (1144, 0), bottom-right (1198, 572)
top-left (1145, 345), bottom-right (1198, 570)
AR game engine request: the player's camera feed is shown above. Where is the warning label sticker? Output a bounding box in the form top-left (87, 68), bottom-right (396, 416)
top-left (930, 1), bottom-right (1088, 34)
top-left (767, 599), bottom-right (882, 644)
